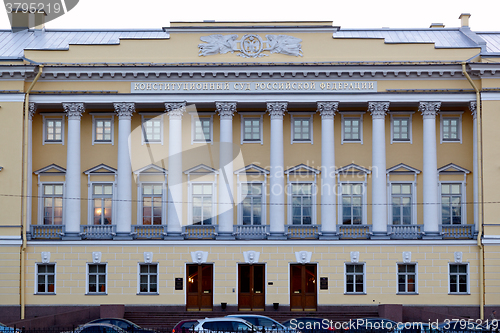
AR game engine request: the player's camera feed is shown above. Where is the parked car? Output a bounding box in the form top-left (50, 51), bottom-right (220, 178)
top-left (282, 318), bottom-right (333, 333)
top-left (172, 320), bottom-right (199, 333)
top-left (192, 317), bottom-right (260, 333)
top-left (227, 315), bottom-right (292, 331)
top-left (74, 323), bottom-right (128, 333)
top-left (438, 321), bottom-right (487, 333)
top-left (87, 319), bottom-right (153, 333)
top-left (0, 323), bottom-right (18, 333)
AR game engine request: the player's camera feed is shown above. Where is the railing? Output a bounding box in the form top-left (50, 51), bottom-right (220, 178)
top-left (233, 224), bottom-right (269, 239)
top-left (388, 224), bottom-right (423, 239)
top-left (338, 225), bottom-right (372, 239)
top-left (80, 225), bottom-right (116, 240)
top-left (30, 225), bottom-right (65, 239)
top-left (440, 224), bottom-right (475, 239)
top-left (285, 224), bottom-right (321, 239)
top-left (182, 225), bottom-right (218, 239)
top-left (132, 225), bottom-right (166, 239)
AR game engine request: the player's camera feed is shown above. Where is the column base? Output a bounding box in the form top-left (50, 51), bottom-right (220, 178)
top-left (268, 232), bottom-right (287, 240)
top-left (113, 232), bottom-right (133, 240)
top-left (216, 232), bottom-right (235, 240)
top-left (319, 232), bottom-right (339, 240)
top-left (164, 232), bottom-right (184, 240)
top-left (422, 232), bottom-right (442, 240)
top-left (371, 231), bottom-right (391, 239)
top-left (62, 232), bottom-right (82, 241)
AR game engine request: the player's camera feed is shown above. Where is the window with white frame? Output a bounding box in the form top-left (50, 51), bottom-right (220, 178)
top-left (391, 184), bottom-right (412, 225)
top-left (87, 263), bottom-right (106, 294)
top-left (441, 183), bottom-right (462, 225)
top-left (241, 183), bottom-right (263, 225)
top-left (341, 183), bottom-right (363, 224)
top-left (192, 184), bottom-right (213, 225)
top-left (345, 263), bottom-right (365, 294)
top-left (291, 183), bottom-right (313, 225)
top-left (397, 263), bottom-right (416, 294)
top-left (142, 184), bottom-right (163, 225)
top-left (92, 184), bottom-right (113, 225)
top-left (44, 118), bottom-right (63, 143)
top-left (142, 117), bottom-right (162, 143)
top-left (342, 116), bottom-right (362, 142)
top-left (43, 184), bottom-right (63, 225)
top-left (93, 118), bottom-right (113, 144)
top-left (392, 117), bottom-right (411, 142)
top-left (139, 263), bottom-right (158, 294)
top-left (193, 118), bottom-right (212, 143)
top-left (441, 117), bottom-right (461, 142)
top-left (292, 117), bottom-right (312, 143)
top-left (242, 117), bottom-right (262, 143)
top-left (449, 263), bottom-right (468, 294)
top-left (36, 263), bottom-right (55, 294)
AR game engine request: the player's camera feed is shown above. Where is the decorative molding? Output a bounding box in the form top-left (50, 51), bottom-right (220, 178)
top-left (113, 102), bottom-right (135, 119)
top-left (295, 251), bottom-right (312, 264)
top-left (41, 251), bottom-right (50, 263)
top-left (92, 252), bottom-right (102, 264)
top-left (402, 251), bottom-right (412, 263)
top-left (454, 252), bottom-right (463, 263)
top-left (317, 102), bottom-right (338, 119)
top-left (62, 102), bottom-right (85, 120)
top-left (419, 101), bottom-right (441, 118)
top-left (350, 251), bottom-right (360, 263)
top-left (28, 102), bottom-right (37, 120)
top-left (143, 252), bottom-right (153, 264)
top-left (267, 102), bottom-right (287, 119)
top-left (470, 101), bottom-right (477, 120)
top-left (243, 251), bottom-right (260, 264)
top-left (216, 102), bottom-right (236, 119)
top-left (198, 34), bottom-right (302, 58)
top-left (165, 102), bottom-right (186, 119)
top-left (368, 101), bottom-right (390, 119)
top-left (191, 251), bottom-right (209, 264)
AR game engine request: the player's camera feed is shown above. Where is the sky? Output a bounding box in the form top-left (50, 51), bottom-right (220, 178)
top-left (1, 0), bottom-right (499, 31)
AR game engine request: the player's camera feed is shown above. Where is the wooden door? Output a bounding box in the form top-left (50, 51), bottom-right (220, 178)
top-left (290, 264), bottom-right (317, 311)
top-left (238, 264), bottom-right (265, 311)
top-left (186, 264), bottom-right (213, 311)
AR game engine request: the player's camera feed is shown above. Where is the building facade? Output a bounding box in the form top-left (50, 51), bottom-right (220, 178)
top-left (1, 13), bottom-right (500, 322)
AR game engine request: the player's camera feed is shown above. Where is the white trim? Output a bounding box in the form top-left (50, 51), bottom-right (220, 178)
top-left (87, 182), bottom-right (116, 226)
top-left (448, 262), bottom-right (470, 295)
top-left (290, 114), bottom-right (313, 144)
top-left (86, 262), bottom-right (108, 295)
top-left (438, 181), bottom-right (467, 226)
top-left (237, 181), bottom-right (266, 226)
top-left (136, 182), bottom-right (167, 225)
top-left (337, 181), bottom-right (368, 225)
top-left (42, 115), bottom-right (65, 145)
top-left (344, 262), bottom-right (366, 294)
top-left (341, 113), bottom-right (363, 144)
top-left (137, 262), bottom-right (160, 295)
top-left (141, 114), bottom-right (164, 145)
top-left (92, 114), bottom-right (114, 146)
top-left (37, 182), bottom-right (65, 226)
top-left (236, 262), bottom-right (268, 306)
top-left (34, 262), bottom-right (57, 295)
top-left (440, 112), bottom-right (463, 144)
top-left (396, 262), bottom-right (418, 295)
top-left (286, 181), bottom-right (316, 225)
top-left (387, 181), bottom-right (417, 225)
top-left (188, 181), bottom-right (217, 226)
top-left (191, 114), bottom-right (213, 144)
top-left (390, 113), bottom-right (413, 144)
top-left (240, 114), bottom-right (263, 145)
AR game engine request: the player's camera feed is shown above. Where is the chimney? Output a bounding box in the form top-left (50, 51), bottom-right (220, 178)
top-left (9, 10), bottom-right (29, 32)
top-left (459, 13), bottom-right (471, 27)
top-left (34, 10), bottom-right (46, 31)
top-left (429, 23), bottom-right (445, 28)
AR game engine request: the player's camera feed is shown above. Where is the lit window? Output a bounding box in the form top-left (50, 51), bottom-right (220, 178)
top-left (192, 184), bottom-right (213, 225)
top-left (345, 263), bottom-right (365, 294)
top-left (449, 264), bottom-right (468, 294)
top-left (398, 264), bottom-right (416, 294)
top-left (292, 118), bottom-right (311, 142)
top-left (291, 184), bottom-right (312, 225)
top-left (341, 184), bottom-right (363, 225)
top-left (142, 184), bottom-right (162, 225)
top-left (143, 118), bottom-right (162, 143)
top-left (139, 263), bottom-right (158, 294)
top-left (241, 184), bottom-right (262, 225)
top-left (43, 184), bottom-right (63, 225)
top-left (392, 117), bottom-right (410, 142)
top-left (242, 118), bottom-right (261, 142)
top-left (92, 184), bottom-right (113, 225)
top-left (36, 264), bottom-right (55, 294)
top-left (194, 118), bottom-right (212, 142)
top-left (88, 264), bottom-right (106, 294)
top-left (343, 117), bottom-right (361, 142)
top-left (442, 118), bottom-right (460, 142)
top-left (45, 118), bottom-right (63, 143)
top-left (441, 184), bottom-right (462, 225)
top-left (391, 184), bottom-right (412, 225)
top-left (94, 119), bottom-right (112, 143)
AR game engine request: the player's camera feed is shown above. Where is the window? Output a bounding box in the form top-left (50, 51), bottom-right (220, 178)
top-left (391, 184), bottom-right (412, 225)
top-left (291, 184), bottom-right (312, 225)
top-left (441, 117), bottom-right (461, 142)
top-left (142, 116), bottom-right (162, 143)
top-left (397, 263), bottom-right (416, 294)
top-left (342, 115), bottom-right (362, 143)
top-left (142, 184), bottom-right (163, 225)
top-left (43, 184), bottom-right (63, 225)
top-left (345, 263), bottom-right (365, 294)
top-left (341, 184), bottom-right (363, 225)
top-left (88, 264), bottom-right (106, 294)
top-left (92, 184), bottom-right (113, 225)
top-left (242, 117), bottom-right (262, 143)
top-left (449, 263), bottom-right (468, 294)
top-left (441, 184), bottom-right (462, 225)
top-left (44, 118), bottom-right (63, 144)
top-left (36, 264), bottom-right (55, 294)
top-left (93, 117), bottom-right (113, 144)
top-left (392, 116), bottom-right (411, 142)
top-left (139, 263), bottom-right (158, 294)
top-left (192, 184), bottom-right (213, 225)
top-left (291, 116), bottom-right (312, 143)
top-left (193, 117), bottom-right (212, 143)
top-left (241, 183), bottom-right (263, 225)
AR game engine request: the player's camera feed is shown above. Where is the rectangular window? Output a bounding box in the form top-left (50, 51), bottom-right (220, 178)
top-left (45, 118), bottom-right (63, 143)
top-left (442, 117), bottom-right (460, 142)
top-left (391, 184), bottom-right (412, 225)
top-left (36, 264), bottom-right (55, 294)
top-left (392, 117), bottom-right (410, 142)
top-left (449, 264), bottom-right (468, 294)
top-left (142, 184), bottom-right (162, 225)
top-left (241, 183), bottom-right (262, 225)
top-left (441, 184), bottom-right (462, 225)
top-left (345, 263), bottom-right (364, 294)
top-left (342, 184), bottom-right (363, 225)
top-left (94, 118), bottom-right (112, 143)
top-left (398, 264), bottom-right (416, 294)
top-left (88, 264), bottom-right (106, 294)
top-left (291, 184), bottom-right (312, 225)
top-left (93, 184), bottom-right (113, 225)
top-left (242, 118), bottom-right (262, 142)
top-left (192, 184), bottom-right (213, 225)
top-left (142, 117), bottom-right (162, 143)
top-left (43, 184), bottom-right (63, 225)
top-left (194, 118), bottom-right (212, 142)
top-left (139, 264), bottom-right (158, 294)
top-left (292, 118), bottom-right (311, 142)
top-left (343, 117), bottom-right (361, 142)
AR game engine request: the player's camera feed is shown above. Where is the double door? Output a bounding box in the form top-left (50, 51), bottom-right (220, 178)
top-left (290, 264), bottom-right (317, 311)
top-left (238, 264), bottom-right (265, 311)
top-left (186, 264), bottom-right (213, 311)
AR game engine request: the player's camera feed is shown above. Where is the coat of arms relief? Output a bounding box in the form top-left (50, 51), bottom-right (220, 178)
top-left (198, 34), bottom-right (303, 58)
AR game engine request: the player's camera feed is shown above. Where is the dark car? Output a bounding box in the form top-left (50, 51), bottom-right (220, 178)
top-left (172, 320), bottom-right (199, 333)
top-left (87, 319), bottom-right (152, 333)
top-left (75, 323), bottom-right (128, 333)
top-left (438, 321), bottom-right (487, 333)
top-left (282, 318), bottom-right (333, 333)
top-left (227, 315), bottom-right (294, 332)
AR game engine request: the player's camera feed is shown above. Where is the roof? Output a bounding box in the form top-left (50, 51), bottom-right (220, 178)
top-left (477, 32), bottom-right (500, 53)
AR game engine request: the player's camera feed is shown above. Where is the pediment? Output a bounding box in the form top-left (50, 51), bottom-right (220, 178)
top-left (387, 163), bottom-right (421, 174)
top-left (336, 163), bottom-right (371, 175)
top-left (184, 164), bottom-right (218, 174)
top-left (234, 164), bottom-right (269, 175)
top-left (285, 163), bottom-right (320, 175)
top-left (84, 164), bottom-right (117, 175)
top-left (438, 163), bottom-right (470, 174)
top-left (134, 164), bottom-right (168, 175)
top-left (34, 164), bottom-right (66, 175)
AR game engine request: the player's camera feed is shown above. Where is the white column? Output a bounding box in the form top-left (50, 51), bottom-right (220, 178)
top-left (114, 102), bottom-right (135, 239)
top-left (268, 102), bottom-right (287, 239)
top-left (369, 101), bottom-right (389, 238)
top-left (62, 102), bottom-right (85, 238)
top-left (165, 102), bottom-right (186, 239)
top-left (27, 103), bottom-right (36, 231)
top-left (471, 101), bottom-right (479, 234)
top-left (216, 102), bottom-right (236, 239)
top-left (420, 101), bottom-right (441, 238)
top-left (318, 102), bottom-right (338, 239)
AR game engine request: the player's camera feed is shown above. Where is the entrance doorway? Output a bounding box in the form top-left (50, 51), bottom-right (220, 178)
top-left (238, 264), bottom-right (265, 311)
top-left (290, 264), bottom-right (317, 311)
top-left (186, 264), bottom-right (213, 311)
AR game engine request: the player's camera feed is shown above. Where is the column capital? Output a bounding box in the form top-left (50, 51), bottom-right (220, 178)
top-left (28, 102), bottom-right (37, 120)
top-left (114, 102), bottom-right (135, 119)
top-left (317, 102), bottom-right (338, 119)
top-left (368, 101), bottom-right (389, 119)
top-left (165, 102), bottom-right (186, 119)
top-left (216, 102), bottom-right (237, 119)
top-left (470, 101), bottom-right (477, 120)
top-left (419, 101), bottom-right (441, 118)
top-left (267, 102), bottom-right (287, 119)
top-left (62, 102), bottom-right (85, 120)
